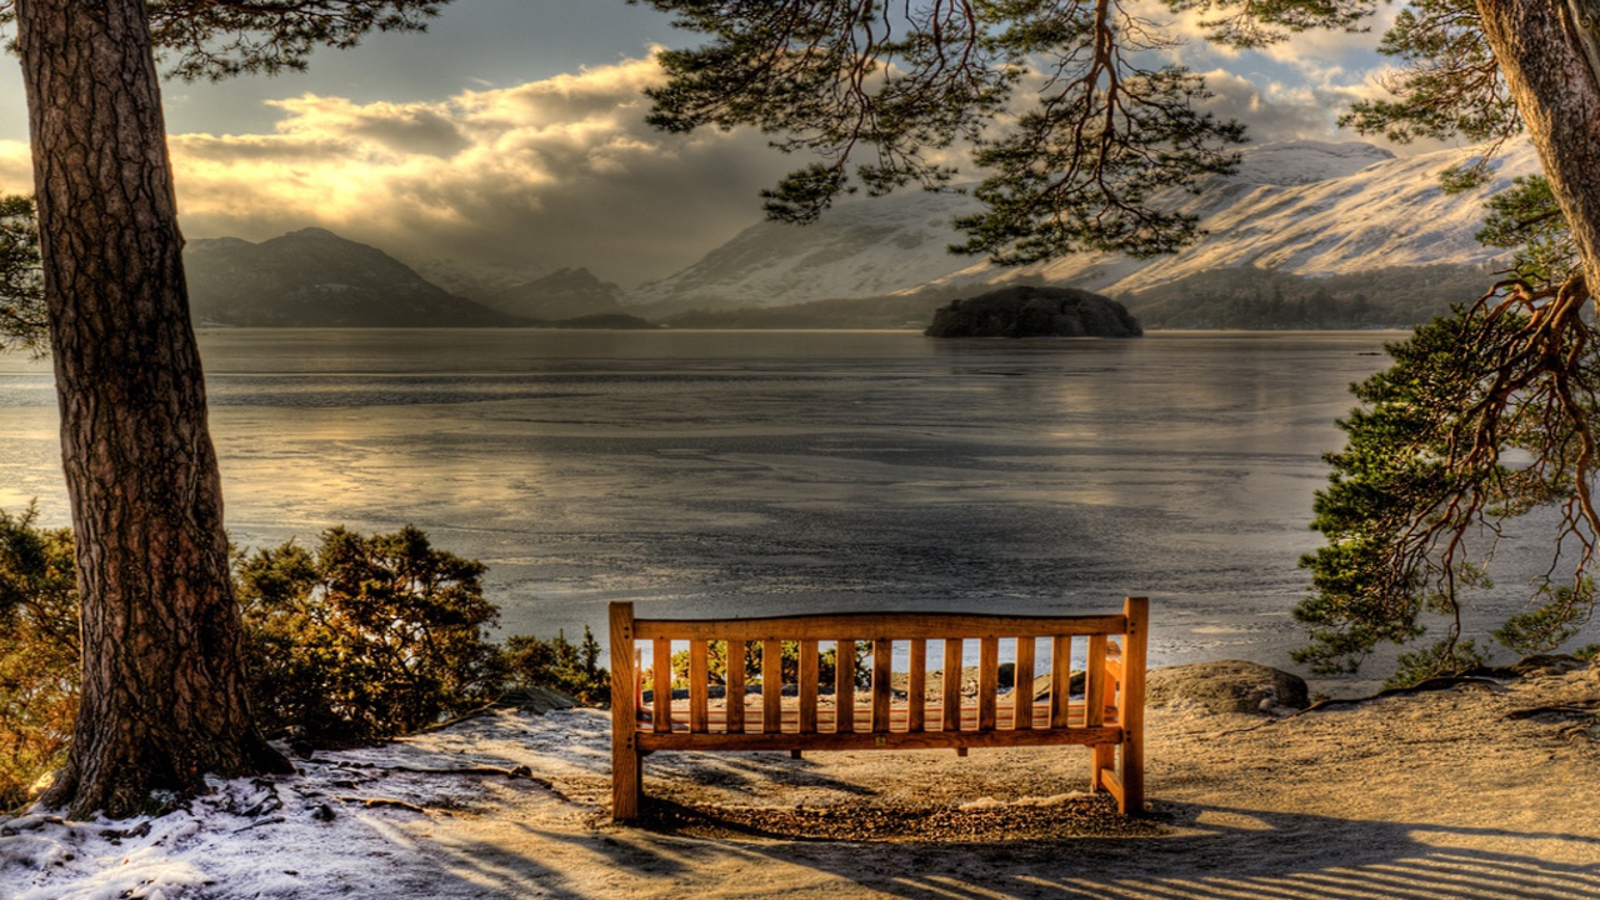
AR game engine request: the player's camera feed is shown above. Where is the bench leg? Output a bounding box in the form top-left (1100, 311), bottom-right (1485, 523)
top-left (1092, 743), bottom-right (1114, 792)
top-left (613, 741), bottom-right (642, 821)
top-left (1120, 734), bottom-right (1144, 816)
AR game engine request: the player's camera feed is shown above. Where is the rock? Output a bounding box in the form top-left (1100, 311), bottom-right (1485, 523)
top-left (1030, 671), bottom-right (1087, 701)
top-left (547, 313), bottom-right (660, 330)
top-left (1509, 654), bottom-right (1590, 678)
top-left (924, 286), bottom-right (1142, 338)
top-left (1145, 660), bottom-right (1310, 715)
top-left (495, 685), bottom-right (579, 715)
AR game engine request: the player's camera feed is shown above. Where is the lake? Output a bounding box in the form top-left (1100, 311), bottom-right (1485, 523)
top-left (0, 329), bottom-right (1564, 688)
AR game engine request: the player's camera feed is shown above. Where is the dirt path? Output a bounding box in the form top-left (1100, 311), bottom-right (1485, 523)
top-left (382, 665), bottom-right (1600, 899)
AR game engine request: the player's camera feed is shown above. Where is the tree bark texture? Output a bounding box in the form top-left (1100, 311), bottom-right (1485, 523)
top-left (1477, 0), bottom-right (1600, 287)
top-left (15, 0), bottom-right (288, 818)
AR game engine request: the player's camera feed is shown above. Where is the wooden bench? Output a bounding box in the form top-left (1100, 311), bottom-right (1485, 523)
top-left (608, 597), bottom-right (1148, 820)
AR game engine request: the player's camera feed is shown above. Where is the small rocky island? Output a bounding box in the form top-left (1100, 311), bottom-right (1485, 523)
top-left (925, 285), bottom-right (1143, 338)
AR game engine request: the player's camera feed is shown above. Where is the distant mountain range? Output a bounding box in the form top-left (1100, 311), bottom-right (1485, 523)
top-left (626, 140), bottom-right (1539, 323)
top-left (185, 229), bottom-right (518, 327)
top-left (186, 139), bottom-right (1543, 329)
top-left (184, 230), bottom-right (642, 329)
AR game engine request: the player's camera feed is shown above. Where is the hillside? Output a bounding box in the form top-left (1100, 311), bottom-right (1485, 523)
top-left (185, 229), bottom-right (523, 328)
top-left (1119, 264), bottom-right (1497, 329)
top-left (629, 140), bottom-right (1540, 323)
top-left (480, 268), bottom-right (627, 320)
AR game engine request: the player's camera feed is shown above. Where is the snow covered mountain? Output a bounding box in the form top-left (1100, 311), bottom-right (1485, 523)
top-left (626, 140), bottom-right (1541, 312)
top-left (628, 188), bottom-right (987, 310)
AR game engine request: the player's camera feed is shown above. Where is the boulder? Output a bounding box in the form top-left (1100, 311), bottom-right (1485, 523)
top-left (924, 285), bottom-right (1143, 338)
top-left (1509, 654), bottom-right (1590, 678)
top-left (495, 685), bottom-right (579, 715)
top-left (1145, 660), bottom-right (1310, 715)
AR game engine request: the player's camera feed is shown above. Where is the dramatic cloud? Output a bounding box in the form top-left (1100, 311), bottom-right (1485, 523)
top-left (0, 35), bottom-right (1440, 292)
top-left (163, 57), bottom-right (799, 288)
top-left (1196, 71), bottom-right (1342, 144)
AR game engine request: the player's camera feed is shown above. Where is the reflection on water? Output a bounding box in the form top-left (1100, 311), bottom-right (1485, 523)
top-left (1, 329), bottom-right (1566, 681)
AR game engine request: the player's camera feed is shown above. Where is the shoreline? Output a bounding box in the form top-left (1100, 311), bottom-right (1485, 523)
top-left (6, 658), bottom-right (1598, 898)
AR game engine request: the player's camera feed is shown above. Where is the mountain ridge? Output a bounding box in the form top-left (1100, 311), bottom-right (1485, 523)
top-left (186, 228), bottom-right (522, 328)
top-left (625, 139), bottom-right (1538, 315)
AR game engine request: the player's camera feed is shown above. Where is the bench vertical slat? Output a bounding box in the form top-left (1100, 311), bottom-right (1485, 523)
top-left (907, 639), bottom-right (927, 733)
top-left (634, 648), bottom-right (644, 720)
top-left (689, 640), bottom-right (709, 733)
top-left (1013, 636), bottom-right (1035, 730)
top-left (836, 639), bottom-right (856, 733)
top-left (1085, 634), bottom-right (1107, 728)
top-left (798, 638), bottom-right (819, 734)
top-left (942, 639), bottom-right (962, 731)
top-left (762, 639), bottom-right (783, 733)
top-left (978, 636), bottom-right (999, 731)
top-left (1093, 651), bottom-right (1116, 792)
top-left (652, 638), bottom-right (673, 734)
top-left (872, 639), bottom-right (893, 733)
top-left (726, 641), bottom-right (746, 734)
top-left (1050, 635), bottom-right (1071, 729)
top-left (1120, 597), bottom-right (1149, 815)
top-left (609, 602), bottom-right (640, 821)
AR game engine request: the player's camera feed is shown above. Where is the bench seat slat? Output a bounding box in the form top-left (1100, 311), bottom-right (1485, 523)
top-left (637, 701), bottom-right (1120, 733)
top-left (638, 725), bottom-right (1125, 754)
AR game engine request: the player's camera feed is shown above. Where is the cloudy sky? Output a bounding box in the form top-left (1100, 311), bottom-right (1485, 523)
top-left (0, 0), bottom-right (1430, 288)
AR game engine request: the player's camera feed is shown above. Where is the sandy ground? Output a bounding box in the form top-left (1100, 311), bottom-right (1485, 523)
top-left (6, 664), bottom-right (1599, 899)
top-left (390, 664), bottom-right (1600, 899)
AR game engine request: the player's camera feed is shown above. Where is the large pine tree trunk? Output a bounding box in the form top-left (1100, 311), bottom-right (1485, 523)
top-left (1477, 0), bottom-right (1600, 285)
top-left (16, 0), bottom-right (288, 819)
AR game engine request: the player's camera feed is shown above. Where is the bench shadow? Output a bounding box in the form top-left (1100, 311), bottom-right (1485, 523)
top-left (724, 803), bottom-right (1600, 900)
top-left (404, 800), bottom-right (1600, 899)
top-left (644, 749), bottom-right (882, 798)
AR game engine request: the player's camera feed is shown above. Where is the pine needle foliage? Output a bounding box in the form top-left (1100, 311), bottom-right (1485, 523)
top-left (0, 1), bottom-right (452, 82)
top-left (665, 639), bottom-right (871, 694)
top-left (502, 627), bottom-right (610, 706)
top-left (1299, 184), bottom-right (1600, 686)
top-left (1336, 0), bottom-right (1517, 188)
top-left (635, 0), bottom-right (1304, 261)
top-left (0, 194), bottom-right (44, 359)
top-left (236, 526), bottom-right (506, 745)
top-left (0, 506), bottom-right (78, 811)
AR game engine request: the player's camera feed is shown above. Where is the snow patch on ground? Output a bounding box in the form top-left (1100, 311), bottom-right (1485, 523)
top-left (0, 709), bottom-right (611, 900)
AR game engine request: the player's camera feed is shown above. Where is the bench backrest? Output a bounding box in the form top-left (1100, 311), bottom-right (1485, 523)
top-left (609, 598), bottom-right (1148, 742)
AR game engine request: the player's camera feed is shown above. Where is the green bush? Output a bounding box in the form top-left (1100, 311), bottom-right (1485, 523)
top-left (501, 626), bottom-right (609, 705)
top-left (0, 514), bottom-right (611, 794)
top-left (236, 526), bottom-right (508, 746)
top-left (665, 639), bottom-right (871, 694)
top-left (0, 506), bottom-right (78, 810)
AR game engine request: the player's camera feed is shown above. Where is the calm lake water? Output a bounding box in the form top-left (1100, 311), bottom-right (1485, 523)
top-left (0, 329), bottom-right (1569, 686)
